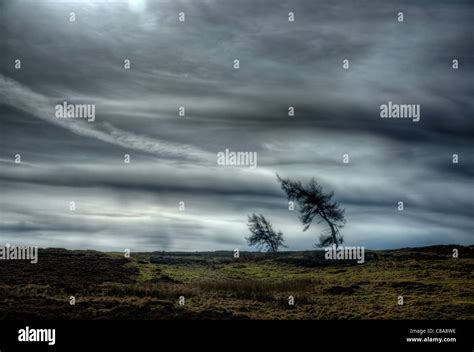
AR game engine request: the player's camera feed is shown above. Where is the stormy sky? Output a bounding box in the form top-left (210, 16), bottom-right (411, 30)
top-left (0, 0), bottom-right (473, 251)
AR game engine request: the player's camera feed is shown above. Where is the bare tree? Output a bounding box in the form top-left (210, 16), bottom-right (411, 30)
top-left (277, 175), bottom-right (345, 247)
top-left (247, 214), bottom-right (286, 252)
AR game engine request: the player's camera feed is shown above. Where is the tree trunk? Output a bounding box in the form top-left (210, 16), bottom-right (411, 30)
top-left (323, 216), bottom-right (338, 246)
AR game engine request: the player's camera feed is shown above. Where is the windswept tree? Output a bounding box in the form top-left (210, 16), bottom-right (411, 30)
top-left (277, 175), bottom-right (345, 247)
top-left (247, 214), bottom-right (286, 253)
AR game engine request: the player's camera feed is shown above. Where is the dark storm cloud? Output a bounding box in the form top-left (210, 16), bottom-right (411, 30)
top-left (0, 0), bottom-right (472, 250)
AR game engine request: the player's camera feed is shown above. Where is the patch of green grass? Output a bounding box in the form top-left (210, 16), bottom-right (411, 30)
top-left (159, 265), bottom-right (213, 283)
top-left (124, 259), bottom-right (159, 282)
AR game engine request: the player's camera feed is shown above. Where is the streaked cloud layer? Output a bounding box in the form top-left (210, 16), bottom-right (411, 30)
top-left (0, 0), bottom-right (472, 251)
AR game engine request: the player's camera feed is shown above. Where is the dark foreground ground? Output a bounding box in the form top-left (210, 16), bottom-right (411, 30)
top-left (0, 245), bottom-right (472, 320)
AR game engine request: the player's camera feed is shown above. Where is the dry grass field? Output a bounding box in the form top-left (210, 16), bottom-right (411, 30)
top-left (0, 245), bottom-right (472, 320)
